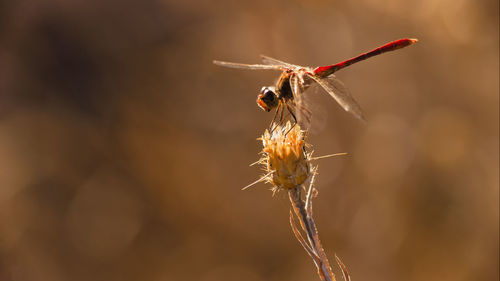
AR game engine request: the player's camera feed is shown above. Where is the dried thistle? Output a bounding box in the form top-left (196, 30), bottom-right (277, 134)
top-left (261, 121), bottom-right (310, 191)
top-left (245, 121), bottom-right (351, 281)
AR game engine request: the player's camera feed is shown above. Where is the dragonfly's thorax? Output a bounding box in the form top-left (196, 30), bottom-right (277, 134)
top-left (276, 73), bottom-right (294, 101)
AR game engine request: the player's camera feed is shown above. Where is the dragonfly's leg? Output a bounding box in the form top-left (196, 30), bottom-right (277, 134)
top-left (284, 103), bottom-right (298, 136)
top-left (286, 103), bottom-right (298, 126)
top-left (279, 102), bottom-right (286, 124)
top-left (270, 102), bottom-right (283, 133)
top-left (269, 104), bottom-right (280, 131)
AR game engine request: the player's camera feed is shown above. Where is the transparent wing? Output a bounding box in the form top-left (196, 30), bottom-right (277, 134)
top-left (307, 74), bottom-right (366, 122)
top-left (289, 75), bottom-right (313, 129)
top-left (260, 55), bottom-right (301, 69)
top-left (213, 60), bottom-right (283, 70)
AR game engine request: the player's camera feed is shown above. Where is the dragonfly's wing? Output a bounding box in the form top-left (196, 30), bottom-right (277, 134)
top-left (260, 55), bottom-right (301, 69)
top-left (307, 74), bottom-right (366, 122)
top-left (213, 60), bottom-right (283, 70)
top-left (289, 75), bottom-right (313, 129)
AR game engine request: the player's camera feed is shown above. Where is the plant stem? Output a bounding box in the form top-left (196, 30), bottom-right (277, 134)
top-left (289, 187), bottom-right (336, 281)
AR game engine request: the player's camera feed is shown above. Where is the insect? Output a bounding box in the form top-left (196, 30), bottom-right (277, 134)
top-left (214, 38), bottom-right (418, 128)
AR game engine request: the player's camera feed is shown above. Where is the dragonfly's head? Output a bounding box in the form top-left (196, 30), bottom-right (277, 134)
top-left (257, 86), bottom-right (279, 112)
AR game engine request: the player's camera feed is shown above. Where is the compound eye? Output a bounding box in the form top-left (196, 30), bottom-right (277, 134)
top-left (260, 86), bottom-right (270, 93)
top-left (262, 87), bottom-right (277, 102)
top-left (257, 87), bottom-right (279, 112)
top-left (262, 88), bottom-right (273, 97)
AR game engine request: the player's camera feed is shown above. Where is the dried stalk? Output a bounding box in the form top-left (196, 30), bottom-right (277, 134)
top-left (289, 182), bottom-right (336, 281)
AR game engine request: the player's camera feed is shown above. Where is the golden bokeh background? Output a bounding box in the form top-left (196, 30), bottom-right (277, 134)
top-left (0, 0), bottom-right (498, 280)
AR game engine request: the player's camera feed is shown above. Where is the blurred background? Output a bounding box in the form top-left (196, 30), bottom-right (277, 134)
top-left (0, 0), bottom-right (498, 280)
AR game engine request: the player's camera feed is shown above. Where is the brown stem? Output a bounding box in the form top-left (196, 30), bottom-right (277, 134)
top-left (289, 187), bottom-right (335, 281)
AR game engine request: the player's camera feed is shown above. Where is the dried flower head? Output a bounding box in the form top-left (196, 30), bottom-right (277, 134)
top-left (243, 122), bottom-right (346, 193)
top-left (260, 121), bottom-right (310, 191)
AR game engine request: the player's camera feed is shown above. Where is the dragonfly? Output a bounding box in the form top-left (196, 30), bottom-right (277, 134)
top-left (213, 38), bottom-right (418, 128)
